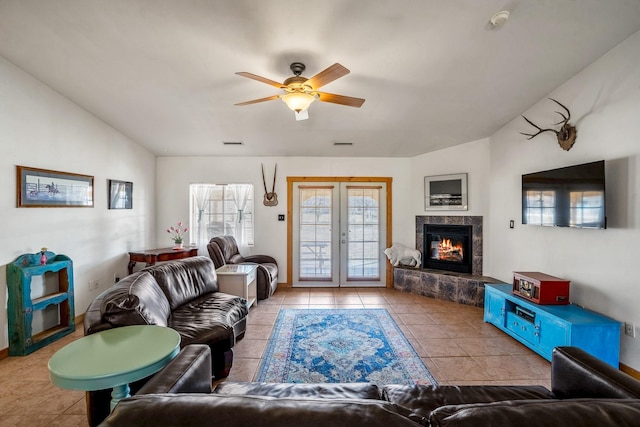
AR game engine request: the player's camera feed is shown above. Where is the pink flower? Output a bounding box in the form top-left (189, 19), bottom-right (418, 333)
top-left (167, 221), bottom-right (187, 242)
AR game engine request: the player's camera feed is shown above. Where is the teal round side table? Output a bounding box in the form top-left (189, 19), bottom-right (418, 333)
top-left (48, 325), bottom-right (180, 411)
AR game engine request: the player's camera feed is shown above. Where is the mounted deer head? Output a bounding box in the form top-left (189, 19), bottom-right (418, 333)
top-left (521, 98), bottom-right (577, 151)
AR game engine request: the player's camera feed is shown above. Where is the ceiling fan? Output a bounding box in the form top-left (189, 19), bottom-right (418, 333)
top-left (235, 62), bottom-right (365, 120)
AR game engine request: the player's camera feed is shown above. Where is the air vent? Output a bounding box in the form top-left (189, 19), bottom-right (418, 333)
top-left (333, 142), bottom-right (353, 146)
top-left (222, 141), bottom-right (244, 146)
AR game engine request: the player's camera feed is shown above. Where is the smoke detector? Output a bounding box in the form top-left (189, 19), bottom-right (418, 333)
top-left (489, 10), bottom-right (510, 28)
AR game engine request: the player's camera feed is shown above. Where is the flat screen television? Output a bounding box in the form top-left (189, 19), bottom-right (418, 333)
top-left (522, 160), bottom-right (606, 229)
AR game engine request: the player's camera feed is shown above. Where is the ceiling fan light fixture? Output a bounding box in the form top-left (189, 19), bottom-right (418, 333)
top-left (281, 92), bottom-right (316, 112)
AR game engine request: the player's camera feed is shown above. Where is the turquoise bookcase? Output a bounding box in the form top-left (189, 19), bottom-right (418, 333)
top-left (7, 251), bottom-right (75, 356)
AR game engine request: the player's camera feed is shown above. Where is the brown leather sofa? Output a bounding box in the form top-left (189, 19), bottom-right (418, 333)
top-left (207, 235), bottom-right (278, 300)
top-left (83, 256), bottom-right (248, 426)
top-left (100, 345), bottom-right (640, 426)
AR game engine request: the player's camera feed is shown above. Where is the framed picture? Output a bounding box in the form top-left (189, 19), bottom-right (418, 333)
top-left (425, 173), bottom-right (468, 211)
top-left (17, 165), bottom-right (94, 208)
top-left (108, 179), bottom-right (133, 209)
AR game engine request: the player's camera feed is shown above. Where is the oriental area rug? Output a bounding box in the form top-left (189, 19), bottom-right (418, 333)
top-left (256, 309), bottom-right (438, 386)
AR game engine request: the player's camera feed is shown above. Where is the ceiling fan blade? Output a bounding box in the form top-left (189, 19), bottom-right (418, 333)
top-left (236, 72), bottom-right (285, 89)
top-left (235, 95), bottom-right (280, 106)
top-left (317, 92), bottom-right (365, 108)
top-left (305, 63), bottom-right (350, 90)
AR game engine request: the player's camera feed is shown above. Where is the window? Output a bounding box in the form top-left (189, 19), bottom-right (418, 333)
top-left (299, 186), bottom-right (333, 280)
top-left (190, 184), bottom-right (254, 247)
top-left (524, 190), bottom-right (556, 226)
top-left (569, 190), bottom-right (604, 228)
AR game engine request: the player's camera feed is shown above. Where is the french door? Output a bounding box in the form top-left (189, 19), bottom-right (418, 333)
top-left (289, 178), bottom-right (389, 287)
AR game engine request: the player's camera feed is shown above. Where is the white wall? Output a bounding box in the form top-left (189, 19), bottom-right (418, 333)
top-left (156, 157), bottom-right (413, 276)
top-left (487, 31), bottom-right (640, 369)
top-left (409, 138), bottom-right (491, 214)
top-left (0, 56), bottom-right (156, 351)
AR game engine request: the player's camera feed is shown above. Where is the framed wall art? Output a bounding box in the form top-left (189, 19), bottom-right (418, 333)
top-left (424, 173), bottom-right (468, 211)
top-left (108, 179), bottom-right (133, 209)
top-left (17, 165), bottom-right (94, 208)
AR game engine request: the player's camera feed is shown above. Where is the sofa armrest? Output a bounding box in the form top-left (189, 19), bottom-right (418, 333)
top-left (244, 254), bottom-right (277, 265)
top-left (137, 345), bottom-right (213, 395)
top-left (552, 346), bottom-right (640, 399)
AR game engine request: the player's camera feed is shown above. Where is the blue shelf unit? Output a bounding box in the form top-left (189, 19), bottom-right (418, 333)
top-left (484, 283), bottom-right (620, 367)
top-left (7, 251), bottom-right (75, 356)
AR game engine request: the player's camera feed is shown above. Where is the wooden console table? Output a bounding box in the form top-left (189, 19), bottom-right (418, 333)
top-left (128, 247), bottom-right (198, 274)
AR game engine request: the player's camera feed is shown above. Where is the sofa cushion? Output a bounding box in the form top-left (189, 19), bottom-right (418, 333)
top-left (101, 394), bottom-right (426, 427)
top-left (169, 292), bottom-right (248, 351)
top-left (428, 399), bottom-right (640, 427)
top-left (382, 384), bottom-right (552, 417)
top-left (147, 256), bottom-right (219, 310)
top-left (101, 271), bottom-right (171, 327)
top-left (214, 382), bottom-right (381, 400)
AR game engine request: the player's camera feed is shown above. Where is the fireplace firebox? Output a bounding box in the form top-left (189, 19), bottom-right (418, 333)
top-left (423, 224), bottom-right (473, 274)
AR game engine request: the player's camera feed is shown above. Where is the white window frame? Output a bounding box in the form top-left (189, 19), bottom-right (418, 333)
top-left (189, 183), bottom-right (254, 247)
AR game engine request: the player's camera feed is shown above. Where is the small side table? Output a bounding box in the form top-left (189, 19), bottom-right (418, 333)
top-left (48, 325), bottom-right (180, 412)
top-left (216, 264), bottom-right (258, 309)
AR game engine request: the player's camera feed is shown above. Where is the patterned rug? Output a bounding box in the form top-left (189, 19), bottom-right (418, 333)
top-left (256, 309), bottom-right (438, 386)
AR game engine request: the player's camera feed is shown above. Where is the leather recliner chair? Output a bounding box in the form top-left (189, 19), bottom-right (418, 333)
top-left (207, 236), bottom-right (278, 300)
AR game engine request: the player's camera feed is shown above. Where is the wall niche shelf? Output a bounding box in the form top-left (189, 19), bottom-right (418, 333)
top-left (7, 251), bottom-right (75, 356)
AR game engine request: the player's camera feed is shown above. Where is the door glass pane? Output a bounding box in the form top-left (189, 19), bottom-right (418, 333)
top-left (346, 188), bottom-right (380, 280)
top-left (298, 188), bottom-right (332, 280)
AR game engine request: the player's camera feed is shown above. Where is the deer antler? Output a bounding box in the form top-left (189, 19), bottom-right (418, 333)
top-left (520, 98), bottom-right (577, 151)
top-left (549, 98), bottom-right (571, 125)
top-left (520, 115), bottom-right (558, 140)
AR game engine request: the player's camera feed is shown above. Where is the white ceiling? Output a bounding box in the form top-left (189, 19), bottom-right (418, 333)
top-left (1, 1), bottom-right (640, 158)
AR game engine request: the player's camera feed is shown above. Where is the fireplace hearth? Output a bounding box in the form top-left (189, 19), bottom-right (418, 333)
top-left (423, 224), bottom-right (473, 274)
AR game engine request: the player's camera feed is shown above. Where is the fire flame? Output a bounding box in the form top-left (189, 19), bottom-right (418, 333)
top-left (437, 238), bottom-right (464, 261)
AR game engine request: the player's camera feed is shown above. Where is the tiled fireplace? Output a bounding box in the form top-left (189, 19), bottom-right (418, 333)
top-left (393, 215), bottom-right (503, 307)
top-left (417, 215), bottom-right (483, 276)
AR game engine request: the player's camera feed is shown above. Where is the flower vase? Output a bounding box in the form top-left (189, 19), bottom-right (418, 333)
top-left (173, 241), bottom-right (184, 250)
top-left (40, 251), bottom-right (47, 265)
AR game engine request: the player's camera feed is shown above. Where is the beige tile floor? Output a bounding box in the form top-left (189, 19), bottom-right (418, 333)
top-left (0, 287), bottom-right (551, 426)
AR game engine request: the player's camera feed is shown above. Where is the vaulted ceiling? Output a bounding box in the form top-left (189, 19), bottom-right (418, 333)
top-left (1, 0), bottom-right (639, 157)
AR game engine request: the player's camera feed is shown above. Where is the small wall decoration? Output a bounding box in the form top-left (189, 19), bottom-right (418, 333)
top-left (261, 163), bottom-right (278, 206)
top-left (108, 179), bottom-right (133, 209)
top-left (424, 173), bottom-right (468, 211)
top-left (520, 98), bottom-right (577, 151)
top-left (17, 165), bottom-right (94, 208)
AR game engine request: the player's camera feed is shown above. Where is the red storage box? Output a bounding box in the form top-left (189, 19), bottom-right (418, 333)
top-left (512, 272), bottom-right (570, 305)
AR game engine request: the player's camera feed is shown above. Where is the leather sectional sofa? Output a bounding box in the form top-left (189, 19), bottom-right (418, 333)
top-left (100, 344), bottom-right (640, 426)
top-left (84, 256), bottom-right (248, 426)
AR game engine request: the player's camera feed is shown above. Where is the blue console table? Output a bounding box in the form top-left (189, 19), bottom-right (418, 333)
top-left (484, 283), bottom-right (620, 367)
